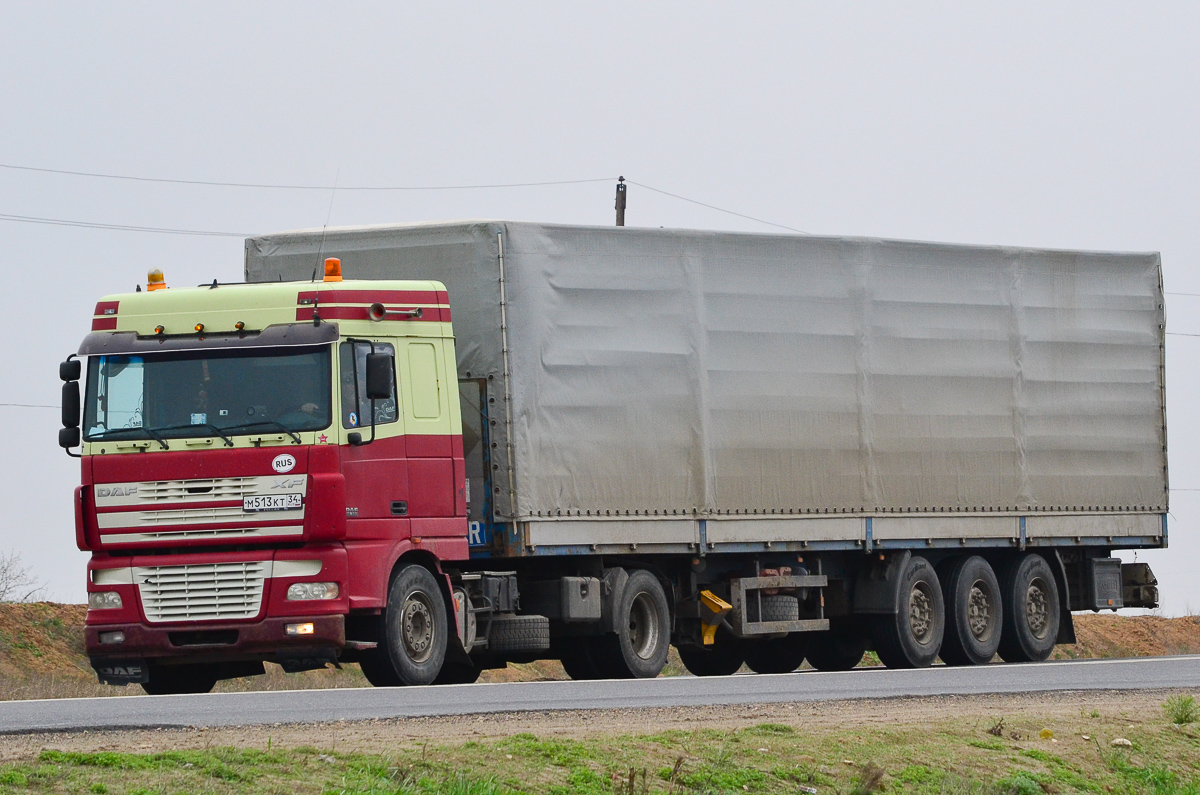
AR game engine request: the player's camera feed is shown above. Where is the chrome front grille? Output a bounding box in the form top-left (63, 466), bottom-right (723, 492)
top-left (135, 477), bottom-right (261, 503)
top-left (135, 561), bottom-right (268, 623)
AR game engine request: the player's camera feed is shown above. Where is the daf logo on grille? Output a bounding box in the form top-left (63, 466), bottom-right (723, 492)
top-left (96, 486), bottom-right (136, 498)
top-left (272, 454), bottom-right (297, 474)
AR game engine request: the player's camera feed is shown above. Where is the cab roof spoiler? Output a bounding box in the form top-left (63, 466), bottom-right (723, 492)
top-left (77, 322), bottom-right (339, 356)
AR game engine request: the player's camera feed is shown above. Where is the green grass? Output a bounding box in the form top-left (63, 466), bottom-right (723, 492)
top-left (3, 710), bottom-right (1200, 794)
top-left (1165, 694), bottom-right (1199, 725)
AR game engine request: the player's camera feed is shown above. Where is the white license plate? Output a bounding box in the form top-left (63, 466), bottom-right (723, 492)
top-left (243, 494), bottom-right (302, 512)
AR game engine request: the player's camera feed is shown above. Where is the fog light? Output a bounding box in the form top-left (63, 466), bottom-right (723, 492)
top-left (286, 582), bottom-right (340, 601)
top-left (285, 623), bottom-right (315, 636)
top-left (98, 631), bottom-right (125, 645)
top-left (88, 591), bottom-right (123, 610)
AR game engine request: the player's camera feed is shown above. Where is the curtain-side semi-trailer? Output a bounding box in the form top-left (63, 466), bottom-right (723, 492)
top-left (60, 221), bottom-right (1165, 694)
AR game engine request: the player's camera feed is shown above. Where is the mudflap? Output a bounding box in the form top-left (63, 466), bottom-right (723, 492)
top-left (91, 657), bottom-right (149, 686)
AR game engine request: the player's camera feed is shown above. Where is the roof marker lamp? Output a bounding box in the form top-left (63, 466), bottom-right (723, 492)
top-left (154, 325), bottom-right (165, 335)
top-left (194, 323), bottom-right (204, 333)
top-left (234, 321), bottom-right (245, 331)
top-left (323, 257), bottom-right (342, 282)
top-left (147, 269), bottom-right (166, 291)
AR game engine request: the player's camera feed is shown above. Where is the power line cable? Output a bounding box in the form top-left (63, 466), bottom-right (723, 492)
top-left (0, 213), bottom-right (248, 237)
top-left (0, 163), bottom-right (616, 191)
top-left (625, 179), bottom-right (809, 235)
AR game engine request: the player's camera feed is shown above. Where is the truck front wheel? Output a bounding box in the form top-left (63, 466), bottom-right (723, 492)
top-left (997, 554), bottom-right (1060, 663)
top-left (872, 555), bottom-right (944, 669)
top-left (372, 564), bottom-right (449, 686)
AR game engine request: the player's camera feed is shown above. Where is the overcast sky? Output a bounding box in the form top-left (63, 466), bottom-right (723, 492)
top-left (2, 3), bottom-right (1197, 613)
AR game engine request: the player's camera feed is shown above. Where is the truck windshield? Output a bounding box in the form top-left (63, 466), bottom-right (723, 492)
top-left (83, 346), bottom-right (332, 442)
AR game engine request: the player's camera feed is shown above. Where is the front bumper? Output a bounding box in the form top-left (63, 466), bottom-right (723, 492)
top-left (86, 613), bottom-right (345, 666)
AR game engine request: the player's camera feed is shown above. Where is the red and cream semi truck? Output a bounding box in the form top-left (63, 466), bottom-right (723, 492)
top-left (62, 222), bottom-right (1164, 693)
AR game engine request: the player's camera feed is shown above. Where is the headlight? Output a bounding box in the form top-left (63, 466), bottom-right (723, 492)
top-left (88, 591), bottom-right (123, 610)
top-left (286, 582), bottom-right (340, 601)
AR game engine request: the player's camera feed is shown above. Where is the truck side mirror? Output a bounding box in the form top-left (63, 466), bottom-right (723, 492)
top-left (365, 353), bottom-right (392, 401)
top-left (61, 381), bottom-right (80, 429)
top-left (59, 426), bottom-right (80, 450)
top-left (60, 358), bottom-right (81, 382)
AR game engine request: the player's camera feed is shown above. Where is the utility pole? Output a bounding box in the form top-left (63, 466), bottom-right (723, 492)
top-left (615, 176), bottom-right (627, 226)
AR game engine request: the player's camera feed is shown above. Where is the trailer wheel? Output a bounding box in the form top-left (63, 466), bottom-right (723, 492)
top-left (804, 629), bottom-right (867, 671)
top-left (141, 663), bottom-right (218, 695)
top-left (939, 556), bottom-right (1002, 666)
top-left (997, 554), bottom-right (1060, 662)
top-left (376, 564), bottom-right (449, 686)
top-left (677, 637), bottom-right (745, 677)
top-left (872, 555), bottom-right (944, 669)
top-left (595, 569), bottom-right (671, 678)
top-left (743, 633), bottom-right (807, 674)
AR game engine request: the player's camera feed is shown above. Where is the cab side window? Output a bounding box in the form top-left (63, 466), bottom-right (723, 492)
top-left (340, 341), bottom-right (398, 429)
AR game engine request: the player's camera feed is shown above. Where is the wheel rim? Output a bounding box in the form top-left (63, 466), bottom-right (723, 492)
top-left (401, 591), bottom-right (436, 663)
top-left (967, 580), bottom-right (995, 641)
top-left (628, 592), bottom-right (661, 660)
top-left (1026, 578), bottom-right (1050, 639)
top-left (908, 582), bottom-right (935, 645)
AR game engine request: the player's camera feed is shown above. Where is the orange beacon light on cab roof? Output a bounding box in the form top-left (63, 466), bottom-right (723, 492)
top-left (324, 258), bottom-right (342, 282)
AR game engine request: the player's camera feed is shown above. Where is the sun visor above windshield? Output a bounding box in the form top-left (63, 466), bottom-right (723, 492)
top-left (77, 322), bottom-right (339, 356)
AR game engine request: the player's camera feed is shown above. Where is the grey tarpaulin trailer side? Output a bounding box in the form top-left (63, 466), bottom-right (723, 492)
top-left (244, 220), bottom-right (1167, 559)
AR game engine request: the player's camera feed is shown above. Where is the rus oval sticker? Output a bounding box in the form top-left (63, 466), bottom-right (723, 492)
top-left (272, 453), bottom-right (297, 474)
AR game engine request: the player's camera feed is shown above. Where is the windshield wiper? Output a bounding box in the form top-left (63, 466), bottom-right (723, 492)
top-left (154, 422), bottom-right (235, 447)
top-left (222, 420), bottom-right (302, 445)
top-left (88, 426), bottom-right (171, 450)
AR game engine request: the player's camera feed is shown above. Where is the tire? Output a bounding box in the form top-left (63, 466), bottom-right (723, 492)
top-left (358, 649), bottom-right (402, 687)
top-left (378, 564), bottom-right (449, 686)
top-left (872, 555), bottom-right (944, 669)
top-left (747, 594), bottom-right (800, 623)
top-left (555, 636), bottom-right (605, 680)
top-left (743, 633), bottom-right (807, 674)
top-left (677, 637), bottom-right (745, 677)
top-left (939, 556), bottom-right (1002, 666)
top-left (141, 663), bottom-right (218, 695)
top-left (804, 630), bottom-right (867, 671)
top-left (488, 614), bottom-right (550, 654)
top-left (433, 661), bottom-right (482, 685)
top-left (594, 569), bottom-right (671, 679)
top-left (997, 554), bottom-right (1060, 663)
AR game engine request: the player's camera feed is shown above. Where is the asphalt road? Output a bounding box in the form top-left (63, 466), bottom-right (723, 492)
top-left (2, 655), bottom-right (1198, 734)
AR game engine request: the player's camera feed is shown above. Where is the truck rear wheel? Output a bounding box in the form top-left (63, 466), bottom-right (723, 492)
top-left (743, 633), bottom-right (807, 674)
top-left (141, 663), bottom-right (218, 695)
top-left (997, 554), bottom-right (1060, 663)
top-left (374, 564), bottom-right (449, 686)
top-left (939, 556), bottom-right (1002, 666)
top-left (872, 555), bottom-right (944, 669)
top-left (677, 636), bottom-right (745, 677)
top-left (594, 569), bottom-right (671, 679)
top-left (804, 630), bottom-right (867, 671)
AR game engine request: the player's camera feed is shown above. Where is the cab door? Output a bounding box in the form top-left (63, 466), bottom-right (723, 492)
top-left (337, 340), bottom-right (409, 524)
